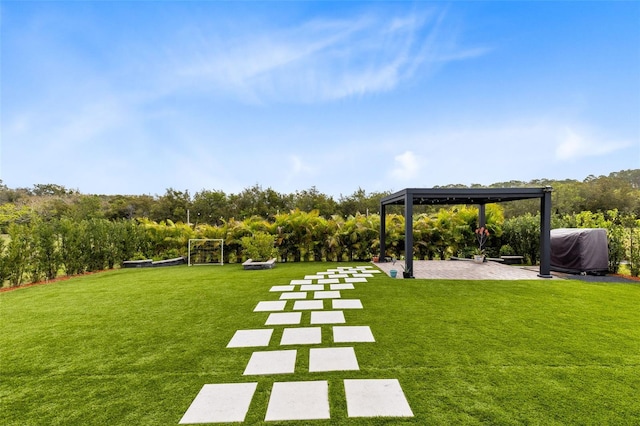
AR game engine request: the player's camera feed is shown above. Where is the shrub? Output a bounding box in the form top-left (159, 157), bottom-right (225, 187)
top-left (241, 231), bottom-right (276, 261)
top-left (499, 244), bottom-right (515, 256)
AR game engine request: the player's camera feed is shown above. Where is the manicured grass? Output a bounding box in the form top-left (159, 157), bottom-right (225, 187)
top-left (1, 263), bottom-right (639, 425)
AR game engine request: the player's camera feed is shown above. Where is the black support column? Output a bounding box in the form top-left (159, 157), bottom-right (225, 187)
top-left (379, 202), bottom-right (386, 261)
top-left (478, 204), bottom-right (486, 228)
top-left (538, 187), bottom-right (553, 278)
top-left (404, 191), bottom-right (414, 278)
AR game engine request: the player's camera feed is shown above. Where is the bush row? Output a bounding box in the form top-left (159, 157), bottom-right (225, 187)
top-left (1, 207), bottom-right (638, 287)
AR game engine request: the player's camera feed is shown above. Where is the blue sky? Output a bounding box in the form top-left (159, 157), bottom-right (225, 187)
top-left (2, 1), bottom-right (639, 197)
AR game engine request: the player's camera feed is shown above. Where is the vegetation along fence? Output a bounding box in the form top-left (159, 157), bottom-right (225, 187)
top-left (1, 207), bottom-right (638, 288)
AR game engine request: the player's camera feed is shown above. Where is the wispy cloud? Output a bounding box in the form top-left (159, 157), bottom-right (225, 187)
top-left (555, 127), bottom-right (631, 161)
top-left (170, 7), bottom-right (488, 104)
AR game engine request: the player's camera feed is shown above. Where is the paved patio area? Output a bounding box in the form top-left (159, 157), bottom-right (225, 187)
top-left (374, 259), bottom-right (557, 280)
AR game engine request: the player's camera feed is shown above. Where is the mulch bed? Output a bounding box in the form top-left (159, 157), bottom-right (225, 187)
top-left (0, 270), bottom-right (110, 293)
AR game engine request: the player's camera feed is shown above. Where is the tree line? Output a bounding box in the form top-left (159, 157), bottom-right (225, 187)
top-left (1, 169), bottom-right (639, 230)
top-left (1, 169), bottom-right (639, 287)
top-left (1, 205), bottom-right (639, 288)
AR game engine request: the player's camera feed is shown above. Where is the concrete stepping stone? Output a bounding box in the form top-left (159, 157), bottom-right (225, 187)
top-left (179, 383), bottom-right (257, 424)
top-left (254, 301), bottom-right (287, 312)
top-left (293, 300), bottom-right (323, 310)
top-left (345, 277), bottom-right (368, 283)
top-left (270, 285), bottom-right (295, 292)
top-left (332, 299), bottom-right (363, 309)
top-left (352, 273), bottom-right (374, 278)
top-left (280, 327), bottom-right (322, 345)
top-left (310, 310), bottom-right (345, 324)
top-left (344, 379), bottom-right (413, 417)
top-left (227, 329), bottom-right (274, 348)
top-left (318, 278), bottom-right (340, 284)
top-left (265, 312), bottom-right (302, 325)
top-left (330, 283), bottom-right (354, 290)
top-left (243, 350), bottom-right (297, 375)
top-left (300, 284), bottom-right (324, 291)
top-left (279, 292), bottom-right (307, 300)
top-left (290, 279), bottom-right (312, 285)
top-left (333, 326), bottom-right (375, 343)
top-left (313, 290), bottom-right (341, 299)
top-left (309, 347), bottom-right (359, 372)
top-left (264, 381), bottom-right (330, 421)
top-left (304, 275), bottom-right (324, 280)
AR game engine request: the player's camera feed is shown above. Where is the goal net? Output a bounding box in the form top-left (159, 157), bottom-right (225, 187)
top-left (188, 239), bottom-right (224, 266)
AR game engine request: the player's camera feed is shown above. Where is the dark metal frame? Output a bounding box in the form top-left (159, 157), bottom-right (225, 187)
top-left (379, 187), bottom-right (553, 278)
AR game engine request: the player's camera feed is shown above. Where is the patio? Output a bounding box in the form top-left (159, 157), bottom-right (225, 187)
top-left (374, 259), bottom-right (558, 280)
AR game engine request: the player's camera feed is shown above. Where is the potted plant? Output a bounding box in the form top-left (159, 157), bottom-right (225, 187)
top-left (473, 247), bottom-right (485, 264)
top-left (473, 226), bottom-right (490, 263)
top-left (401, 263), bottom-right (413, 278)
top-left (392, 257), bottom-right (413, 278)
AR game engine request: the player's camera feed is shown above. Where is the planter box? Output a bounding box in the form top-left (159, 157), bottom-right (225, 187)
top-left (152, 257), bottom-right (187, 267)
top-left (500, 255), bottom-right (524, 265)
top-left (122, 259), bottom-right (153, 268)
top-left (242, 258), bottom-right (276, 270)
top-left (122, 257), bottom-right (187, 268)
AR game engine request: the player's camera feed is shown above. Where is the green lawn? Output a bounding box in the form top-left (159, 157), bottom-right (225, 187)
top-left (1, 263), bottom-right (639, 425)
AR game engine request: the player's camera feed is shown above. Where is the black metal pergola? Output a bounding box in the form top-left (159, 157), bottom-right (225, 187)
top-left (379, 187), bottom-right (553, 278)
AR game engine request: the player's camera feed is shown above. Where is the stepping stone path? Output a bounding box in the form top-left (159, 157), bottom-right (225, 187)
top-left (180, 265), bottom-right (413, 423)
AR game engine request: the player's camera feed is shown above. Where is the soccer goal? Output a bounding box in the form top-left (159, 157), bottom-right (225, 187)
top-left (188, 239), bottom-right (224, 266)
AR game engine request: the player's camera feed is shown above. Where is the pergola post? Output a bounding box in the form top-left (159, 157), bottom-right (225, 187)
top-left (538, 188), bottom-right (553, 278)
top-left (478, 204), bottom-right (486, 228)
top-left (379, 202), bottom-right (386, 261)
top-left (404, 191), bottom-right (414, 277)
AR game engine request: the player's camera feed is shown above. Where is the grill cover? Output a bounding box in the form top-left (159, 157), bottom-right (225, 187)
top-left (550, 228), bottom-right (609, 274)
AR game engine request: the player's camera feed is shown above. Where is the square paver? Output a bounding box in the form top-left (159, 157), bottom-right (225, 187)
top-left (344, 379), bottom-right (413, 417)
top-left (179, 383), bottom-right (257, 424)
top-left (300, 284), bottom-right (324, 291)
top-left (254, 301), bottom-right (287, 312)
top-left (293, 300), bottom-right (323, 310)
top-left (345, 277), bottom-right (368, 283)
top-left (290, 279), bottom-right (312, 285)
top-left (243, 350), bottom-right (297, 375)
top-left (333, 326), bottom-right (375, 343)
top-left (309, 347), bottom-right (359, 372)
top-left (330, 283), bottom-right (355, 290)
top-left (264, 381), bottom-right (329, 421)
top-left (280, 327), bottom-right (322, 345)
top-left (314, 290), bottom-right (341, 299)
top-left (310, 310), bottom-right (345, 324)
top-left (270, 285), bottom-right (295, 292)
top-left (332, 299), bottom-right (363, 309)
top-left (265, 312), bottom-right (302, 325)
top-left (318, 278), bottom-right (340, 284)
top-left (227, 329), bottom-right (274, 348)
top-left (280, 292), bottom-right (307, 300)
